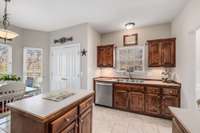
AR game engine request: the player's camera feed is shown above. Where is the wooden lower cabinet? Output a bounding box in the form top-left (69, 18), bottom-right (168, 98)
top-left (145, 94), bottom-right (161, 115)
top-left (129, 92), bottom-right (144, 112)
top-left (61, 121), bottom-right (78, 133)
top-left (162, 96), bottom-right (179, 117)
top-left (50, 96), bottom-right (93, 133)
top-left (113, 83), bottom-right (180, 119)
top-left (114, 89), bottom-right (129, 110)
top-left (9, 95), bottom-right (94, 133)
top-left (79, 108), bottom-right (92, 133)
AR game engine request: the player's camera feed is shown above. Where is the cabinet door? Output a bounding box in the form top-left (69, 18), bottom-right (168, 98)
top-left (97, 47), bottom-right (104, 67)
top-left (61, 121), bottom-right (78, 133)
top-left (114, 88), bottom-right (129, 110)
top-left (161, 96), bottom-right (179, 118)
top-left (97, 45), bottom-right (114, 67)
top-left (161, 40), bottom-right (175, 67)
top-left (145, 94), bottom-right (161, 115)
top-left (79, 108), bottom-right (92, 133)
top-left (104, 46), bottom-right (114, 67)
top-left (148, 42), bottom-right (161, 67)
top-left (129, 92), bottom-right (144, 112)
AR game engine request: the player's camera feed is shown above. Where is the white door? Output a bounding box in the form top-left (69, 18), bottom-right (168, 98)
top-left (50, 44), bottom-right (80, 90)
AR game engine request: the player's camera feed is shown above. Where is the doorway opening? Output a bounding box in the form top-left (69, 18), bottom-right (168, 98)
top-left (50, 43), bottom-right (81, 90)
top-left (196, 28), bottom-right (200, 101)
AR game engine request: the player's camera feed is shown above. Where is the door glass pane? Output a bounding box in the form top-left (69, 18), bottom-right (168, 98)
top-left (23, 48), bottom-right (43, 88)
top-left (0, 44), bottom-right (12, 74)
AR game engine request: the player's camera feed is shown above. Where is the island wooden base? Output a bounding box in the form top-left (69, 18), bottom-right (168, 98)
top-left (172, 118), bottom-right (188, 133)
top-left (10, 95), bottom-right (94, 133)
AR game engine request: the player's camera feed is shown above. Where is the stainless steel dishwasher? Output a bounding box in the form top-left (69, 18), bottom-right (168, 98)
top-left (95, 81), bottom-right (113, 107)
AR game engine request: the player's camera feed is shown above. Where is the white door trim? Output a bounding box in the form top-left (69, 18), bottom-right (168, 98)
top-left (49, 43), bottom-right (81, 90)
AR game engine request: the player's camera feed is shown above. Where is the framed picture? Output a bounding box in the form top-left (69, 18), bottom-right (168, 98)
top-left (123, 33), bottom-right (138, 46)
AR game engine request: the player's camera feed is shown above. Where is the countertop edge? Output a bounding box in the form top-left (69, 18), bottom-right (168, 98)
top-left (94, 77), bottom-right (181, 87)
top-left (169, 107), bottom-right (195, 133)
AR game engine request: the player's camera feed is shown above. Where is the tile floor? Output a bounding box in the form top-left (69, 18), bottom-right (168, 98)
top-left (93, 106), bottom-right (172, 133)
top-left (0, 106), bottom-right (172, 133)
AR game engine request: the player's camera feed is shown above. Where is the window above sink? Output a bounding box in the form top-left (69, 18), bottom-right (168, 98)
top-left (116, 46), bottom-right (145, 73)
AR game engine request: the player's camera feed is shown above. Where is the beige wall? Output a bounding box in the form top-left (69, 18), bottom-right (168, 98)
top-left (98, 23), bottom-right (172, 79)
top-left (87, 25), bottom-right (101, 90)
top-left (171, 0), bottom-right (200, 108)
top-left (101, 23), bottom-right (171, 46)
top-left (3, 26), bottom-right (50, 92)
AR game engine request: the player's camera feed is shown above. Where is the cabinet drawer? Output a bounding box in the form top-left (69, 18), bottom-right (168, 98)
top-left (130, 85), bottom-right (144, 92)
top-left (114, 84), bottom-right (130, 91)
top-left (79, 97), bottom-right (93, 114)
top-left (61, 121), bottom-right (77, 133)
top-left (163, 88), bottom-right (178, 96)
top-left (51, 107), bottom-right (78, 133)
top-left (146, 87), bottom-right (160, 94)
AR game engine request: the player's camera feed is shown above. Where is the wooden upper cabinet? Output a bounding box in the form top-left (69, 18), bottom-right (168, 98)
top-left (148, 41), bottom-right (161, 66)
top-left (97, 45), bottom-right (114, 67)
top-left (148, 38), bottom-right (176, 67)
top-left (161, 40), bottom-right (175, 67)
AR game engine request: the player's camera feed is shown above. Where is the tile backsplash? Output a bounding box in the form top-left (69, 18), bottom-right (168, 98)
top-left (96, 67), bottom-right (177, 80)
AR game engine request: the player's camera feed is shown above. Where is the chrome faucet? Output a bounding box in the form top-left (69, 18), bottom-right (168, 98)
top-left (127, 66), bottom-right (134, 81)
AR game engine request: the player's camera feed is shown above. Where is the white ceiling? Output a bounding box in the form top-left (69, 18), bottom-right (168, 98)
top-left (1, 0), bottom-right (189, 33)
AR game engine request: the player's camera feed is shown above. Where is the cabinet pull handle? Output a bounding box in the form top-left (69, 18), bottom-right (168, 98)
top-left (76, 124), bottom-right (79, 127)
top-left (116, 90), bottom-right (128, 93)
top-left (64, 118), bottom-right (70, 122)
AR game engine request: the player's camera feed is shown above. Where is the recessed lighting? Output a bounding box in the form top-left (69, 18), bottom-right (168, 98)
top-left (125, 22), bottom-right (135, 30)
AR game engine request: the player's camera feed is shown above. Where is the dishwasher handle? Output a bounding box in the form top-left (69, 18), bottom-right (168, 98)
top-left (96, 82), bottom-right (113, 86)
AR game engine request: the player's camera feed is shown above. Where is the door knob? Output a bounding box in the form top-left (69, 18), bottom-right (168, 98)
top-left (61, 78), bottom-right (68, 80)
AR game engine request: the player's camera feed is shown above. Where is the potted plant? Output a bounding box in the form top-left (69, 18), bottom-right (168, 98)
top-left (0, 74), bottom-right (21, 84)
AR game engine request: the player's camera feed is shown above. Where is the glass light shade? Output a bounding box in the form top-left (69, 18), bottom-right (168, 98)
top-left (0, 29), bottom-right (18, 39)
top-left (126, 24), bottom-right (134, 30)
top-left (125, 22), bottom-right (135, 30)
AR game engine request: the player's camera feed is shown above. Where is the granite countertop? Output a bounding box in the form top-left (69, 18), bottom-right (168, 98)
top-left (8, 89), bottom-right (94, 121)
top-left (169, 107), bottom-right (200, 133)
top-left (94, 77), bottom-right (180, 87)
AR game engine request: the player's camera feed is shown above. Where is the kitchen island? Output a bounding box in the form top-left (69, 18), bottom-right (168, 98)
top-left (8, 89), bottom-right (94, 133)
top-left (170, 107), bottom-right (200, 133)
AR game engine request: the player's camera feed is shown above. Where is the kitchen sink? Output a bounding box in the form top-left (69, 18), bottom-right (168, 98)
top-left (117, 79), bottom-right (144, 83)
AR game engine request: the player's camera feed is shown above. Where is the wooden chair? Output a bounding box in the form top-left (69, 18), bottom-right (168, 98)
top-left (0, 82), bottom-right (25, 119)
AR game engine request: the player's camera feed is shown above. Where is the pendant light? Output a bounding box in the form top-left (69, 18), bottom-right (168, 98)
top-left (0, 0), bottom-right (18, 41)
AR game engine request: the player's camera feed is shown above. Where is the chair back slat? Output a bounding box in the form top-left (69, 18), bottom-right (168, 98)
top-left (0, 82), bottom-right (25, 114)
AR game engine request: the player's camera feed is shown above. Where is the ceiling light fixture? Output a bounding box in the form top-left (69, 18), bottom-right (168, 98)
top-left (125, 22), bottom-right (135, 30)
top-left (0, 0), bottom-right (18, 42)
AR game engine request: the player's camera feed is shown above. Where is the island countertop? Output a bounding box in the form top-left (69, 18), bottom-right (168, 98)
top-left (169, 107), bottom-right (200, 133)
top-left (8, 89), bottom-right (94, 122)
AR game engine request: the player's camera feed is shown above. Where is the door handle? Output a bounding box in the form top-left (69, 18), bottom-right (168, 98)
top-left (61, 78), bottom-right (68, 80)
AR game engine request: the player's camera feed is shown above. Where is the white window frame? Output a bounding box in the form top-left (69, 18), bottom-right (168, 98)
top-left (0, 43), bottom-right (12, 74)
top-left (116, 46), bottom-right (145, 73)
top-left (23, 47), bottom-right (43, 86)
